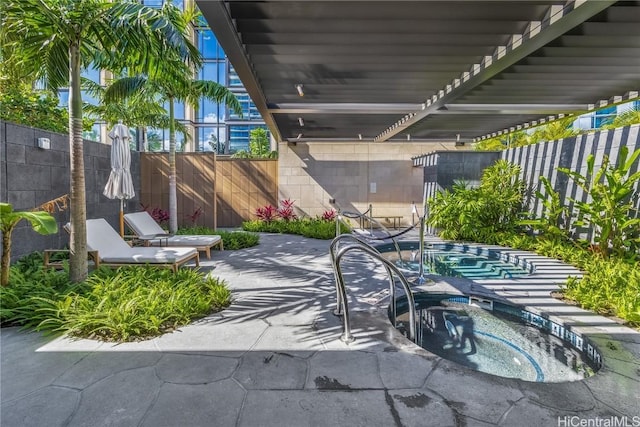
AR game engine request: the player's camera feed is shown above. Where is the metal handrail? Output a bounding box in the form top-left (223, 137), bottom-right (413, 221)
top-left (329, 235), bottom-right (417, 343)
top-left (336, 209), bottom-right (411, 266)
top-left (329, 234), bottom-right (391, 317)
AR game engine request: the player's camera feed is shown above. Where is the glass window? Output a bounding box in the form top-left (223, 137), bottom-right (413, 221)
top-left (81, 64), bottom-right (100, 84)
top-left (163, 101), bottom-right (185, 120)
top-left (200, 62), bottom-right (226, 84)
top-left (141, 0), bottom-right (183, 9)
top-left (198, 126), bottom-right (227, 153)
top-left (198, 99), bottom-right (225, 123)
top-left (228, 125), bottom-right (251, 153)
top-left (594, 106), bottom-right (616, 128)
top-left (82, 90), bottom-right (99, 106)
top-left (198, 30), bottom-right (223, 59)
top-left (229, 66), bottom-right (243, 87)
top-left (146, 128), bottom-right (186, 152)
top-left (58, 90), bottom-right (69, 107)
top-left (82, 123), bottom-right (101, 142)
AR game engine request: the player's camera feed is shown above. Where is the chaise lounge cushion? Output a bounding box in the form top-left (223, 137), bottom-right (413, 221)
top-left (86, 218), bottom-right (198, 265)
top-left (124, 212), bottom-right (222, 258)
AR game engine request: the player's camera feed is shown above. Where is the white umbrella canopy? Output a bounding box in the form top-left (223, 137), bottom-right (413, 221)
top-left (103, 122), bottom-right (135, 236)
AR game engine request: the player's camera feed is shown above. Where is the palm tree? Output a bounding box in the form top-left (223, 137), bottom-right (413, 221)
top-left (83, 78), bottom-right (190, 150)
top-left (1, 0), bottom-right (199, 282)
top-left (105, 60), bottom-right (242, 233)
top-left (1, 200), bottom-right (61, 286)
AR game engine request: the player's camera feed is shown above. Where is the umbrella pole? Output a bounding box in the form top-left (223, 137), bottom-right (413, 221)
top-left (120, 199), bottom-right (125, 237)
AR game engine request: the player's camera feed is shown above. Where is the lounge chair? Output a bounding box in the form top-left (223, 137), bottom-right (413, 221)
top-left (124, 211), bottom-right (223, 259)
top-left (84, 218), bottom-right (199, 272)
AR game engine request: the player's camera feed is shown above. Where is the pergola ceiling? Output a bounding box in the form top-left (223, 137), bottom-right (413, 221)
top-left (197, 0), bottom-right (640, 144)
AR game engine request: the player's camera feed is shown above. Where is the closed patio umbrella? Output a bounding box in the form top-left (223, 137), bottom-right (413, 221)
top-left (103, 122), bottom-right (135, 236)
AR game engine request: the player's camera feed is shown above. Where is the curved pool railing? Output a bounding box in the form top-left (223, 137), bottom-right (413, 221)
top-left (337, 209), bottom-right (414, 266)
top-left (330, 234), bottom-right (417, 343)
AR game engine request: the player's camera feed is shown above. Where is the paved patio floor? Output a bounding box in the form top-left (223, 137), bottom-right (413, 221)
top-left (1, 232), bottom-right (639, 426)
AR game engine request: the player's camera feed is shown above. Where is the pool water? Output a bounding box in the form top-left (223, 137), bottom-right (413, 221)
top-left (394, 295), bottom-right (599, 383)
top-left (382, 247), bottom-right (530, 280)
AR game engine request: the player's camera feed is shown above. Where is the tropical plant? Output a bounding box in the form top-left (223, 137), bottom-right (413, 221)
top-left (81, 78), bottom-right (189, 148)
top-left (428, 160), bottom-right (525, 241)
top-left (105, 6), bottom-right (241, 234)
top-left (322, 209), bottom-right (337, 221)
top-left (231, 150), bottom-right (251, 159)
top-left (0, 82), bottom-right (69, 133)
top-left (256, 205), bottom-right (278, 222)
top-left (177, 226), bottom-right (260, 250)
top-left (518, 176), bottom-right (570, 241)
top-left (243, 217), bottom-right (347, 240)
top-left (185, 207), bottom-right (203, 224)
top-left (249, 127), bottom-right (270, 157)
top-left (0, 197), bottom-right (65, 286)
top-left (1, 264), bottom-right (231, 341)
top-left (559, 146), bottom-right (640, 257)
top-left (277, 199), bottom-right (298, 221)
top-left (601, 104), bottom-right (640, 130)
top-left (528, 117), bottom-right (578, 145)
top-left (1, 0), bottom-right (200, 282)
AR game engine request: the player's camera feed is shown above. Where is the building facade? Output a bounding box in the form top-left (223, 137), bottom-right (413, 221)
top-left (58, 0), bottom-right (267, 154)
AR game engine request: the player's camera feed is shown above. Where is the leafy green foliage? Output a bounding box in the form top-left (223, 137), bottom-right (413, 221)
top-left (559, 146), bottom-right (640, 257)
top-left (176, 227), bottom-right (260, 250)
top-left (1, 261), bottom-right (231, 342)
top-left (0, 83), bottom-right (68, 133)
top-left (428, 160), bottom-right (525, 241)
top-left (242, 218), bottom-right (348, 240)
top-left (1, 202), bottom-right (58, 286)
top-left (249, 127), bottom-right (270, 157)
top-left (563, 259), bottom-right (639, 325)
top-left (490, 232), bottom-right (639, 328)
top-left (601, 104), bottom-right (640, 129)
top-left (518, 176), bottom-right (570, 242)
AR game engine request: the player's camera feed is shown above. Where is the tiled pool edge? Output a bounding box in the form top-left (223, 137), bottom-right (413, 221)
top-left (367, 237), bottom-right (640, 411)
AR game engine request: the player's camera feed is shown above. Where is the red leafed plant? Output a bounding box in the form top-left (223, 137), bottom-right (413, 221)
top-left (186, 207), bottom-right (203, 224)
top-left (256, 204), bottom-right (278, 222)
top-left (321, 209), bottom-right (337, 221)
top-left (141, 204), bottom-right (169, 225)
top-left (277, 199), bottom-right (297, 221)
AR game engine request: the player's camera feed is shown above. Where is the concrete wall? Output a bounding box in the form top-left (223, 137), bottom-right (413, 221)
top-left (422, 151), bottom-right (501, 200)
top-left (278, 141), bottom-right (464, 227)
top-left (0, 120), bottom-right (141, 261)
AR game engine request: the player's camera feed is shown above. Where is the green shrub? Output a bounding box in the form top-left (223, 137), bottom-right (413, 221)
top-left (563, 259), bottom-right (640, 326)
top-left (428, 160), bottom-right (525, 241)
top-left (176, 227), bottom-right (260, 250)
top-left (0, 84), bottom-right (69, 133)
top-left (488, 232), bottom-right (639, 328)
top-left (242, 218), bottom-right (347, 240)
top-left (1, 260), bottom-right (232, 341)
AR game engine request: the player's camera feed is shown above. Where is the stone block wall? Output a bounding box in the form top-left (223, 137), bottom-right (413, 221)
top-left (0, 120), bottom-right (141, 261)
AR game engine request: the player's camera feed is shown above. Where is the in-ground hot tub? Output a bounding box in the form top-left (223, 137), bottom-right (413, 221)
top-left (393, 293), bottom-right (602, 383)
top-left (378, 241), bottom-right (533, 280)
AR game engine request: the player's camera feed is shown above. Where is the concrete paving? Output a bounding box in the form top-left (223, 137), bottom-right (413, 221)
top-left (1, 232), bottom-right (639, 427)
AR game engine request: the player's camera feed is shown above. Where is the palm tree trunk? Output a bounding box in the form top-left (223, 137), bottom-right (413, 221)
top-left (68, 42), bottom-right (88, 282)
top-left (1, 226), bottom-right (14, 286)
top-left (168, 98), bottom-right (178, 233)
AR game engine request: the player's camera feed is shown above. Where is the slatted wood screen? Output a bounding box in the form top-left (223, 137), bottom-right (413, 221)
top-left (140, 153), bottom-right (278, 228)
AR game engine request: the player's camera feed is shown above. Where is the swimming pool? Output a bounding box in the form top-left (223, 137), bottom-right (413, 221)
top-left (393, 293), bottom-right (601, 383)
top-left (377, 241), bottom-right (531, 280)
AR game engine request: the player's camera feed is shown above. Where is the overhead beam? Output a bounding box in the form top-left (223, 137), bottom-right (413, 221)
top-left (196, 1), bottom-right (282, 142)
top-left (375, 0), bottom-right (616, 142)
top-left (268, 103), bottom-right (421, 114)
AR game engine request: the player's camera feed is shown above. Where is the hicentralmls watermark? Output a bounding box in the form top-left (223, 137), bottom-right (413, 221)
top-left (558, 416), bottom-right (640, 427)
